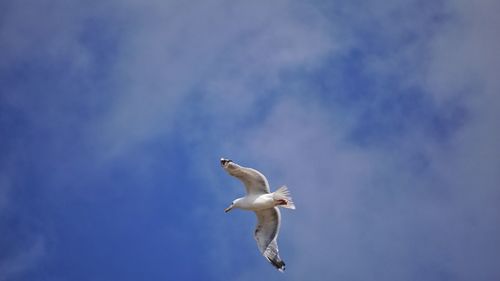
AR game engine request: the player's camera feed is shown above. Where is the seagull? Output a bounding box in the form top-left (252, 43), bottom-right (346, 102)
top-left (220, 158), bottom-right (295, 272)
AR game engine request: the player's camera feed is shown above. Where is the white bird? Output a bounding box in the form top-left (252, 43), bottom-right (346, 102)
top-left (220, 158), bottom-right (295, 272)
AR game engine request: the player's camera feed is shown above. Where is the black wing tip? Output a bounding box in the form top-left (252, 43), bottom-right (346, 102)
top-left (268, 257), bottom-right (286, 272)
top-left (220, 158), bottom-right (233, 167)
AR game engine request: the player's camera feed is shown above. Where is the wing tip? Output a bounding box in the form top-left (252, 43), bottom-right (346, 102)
top-left (267, 257), bottom-right (286, 272)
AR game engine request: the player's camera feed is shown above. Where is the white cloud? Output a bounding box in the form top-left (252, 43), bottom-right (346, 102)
top-left (425, 0), bottom-right (500, 102)
top-left (0, 1), bottom-right (91, 71)
top-left (213, 0), bottom-right (500, 279)
top-left (90, 0), bottom-right (337, 157)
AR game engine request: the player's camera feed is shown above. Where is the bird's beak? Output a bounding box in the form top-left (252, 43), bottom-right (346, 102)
top-left (224, 205), bottom-right (233, 213)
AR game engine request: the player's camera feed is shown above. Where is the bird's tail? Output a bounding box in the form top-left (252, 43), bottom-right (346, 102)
top-left (273, 186), bottom-right (296, 209)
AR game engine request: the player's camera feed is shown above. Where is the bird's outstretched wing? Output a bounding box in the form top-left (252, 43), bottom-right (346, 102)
top-left (254, 207), bottom-right (285, 272)
top-left (221, 159), bottom-right (270, 195)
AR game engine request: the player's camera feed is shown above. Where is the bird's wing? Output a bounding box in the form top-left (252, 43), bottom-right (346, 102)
top-left (222, 161), bottom-right (270, 195)
top-left (254, 208), bottom-right (285, 272)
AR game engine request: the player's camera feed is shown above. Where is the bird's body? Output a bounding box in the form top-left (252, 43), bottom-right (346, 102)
top-left (233, 193), bottom-right (275, 211)
top-left (220, 158), bottom-right (295, 272)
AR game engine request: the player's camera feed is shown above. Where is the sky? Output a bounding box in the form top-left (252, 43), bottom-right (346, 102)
top-left (1, 0), bottom-right (499, 280)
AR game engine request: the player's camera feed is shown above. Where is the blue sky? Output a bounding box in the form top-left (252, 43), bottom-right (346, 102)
top-left (1, 0), bottom-right (499, 280)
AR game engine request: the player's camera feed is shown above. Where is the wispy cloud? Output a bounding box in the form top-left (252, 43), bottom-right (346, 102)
top-left (0, 236), bottom-right (45, 281)
top-left (213, 1), bottom-right (500, 280)
top-left (90, 1), bottom-right (336, 158)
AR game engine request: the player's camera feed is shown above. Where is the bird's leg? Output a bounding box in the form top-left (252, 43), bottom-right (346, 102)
top-left (276, 199), bottom-right (287, 206)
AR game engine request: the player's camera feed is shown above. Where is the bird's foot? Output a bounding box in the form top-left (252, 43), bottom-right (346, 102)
top-left (276, 199), bottom-right (287, 206)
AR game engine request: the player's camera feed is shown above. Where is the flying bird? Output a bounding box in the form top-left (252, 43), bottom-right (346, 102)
top-left (220, 158), bottom-right (295, 272)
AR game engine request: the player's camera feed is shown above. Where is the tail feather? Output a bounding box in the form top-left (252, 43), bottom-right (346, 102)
top-left (273, 186), bottom-right (296, 209)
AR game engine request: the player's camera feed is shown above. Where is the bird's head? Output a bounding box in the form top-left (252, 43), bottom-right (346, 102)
top-left (224, 199), bottom-right (241, 213)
